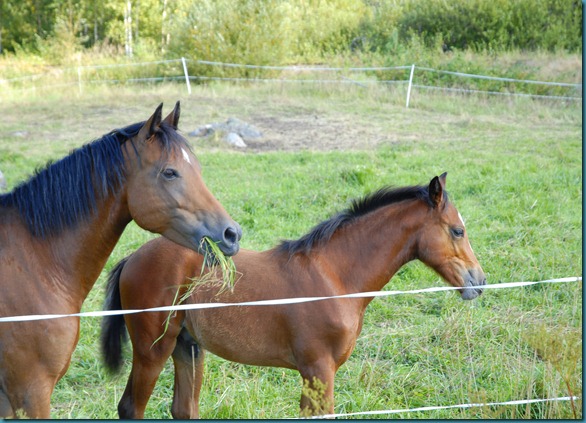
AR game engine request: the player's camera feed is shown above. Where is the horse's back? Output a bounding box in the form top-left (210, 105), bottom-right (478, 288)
top-left (119, 236), bottom-right (204, 309)
top-left (120, 237), bottom-right (268, 301)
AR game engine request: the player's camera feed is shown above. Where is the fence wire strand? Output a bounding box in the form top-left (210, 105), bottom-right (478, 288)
top-left (1, 59), bottom-right (581, 102)
top-left (301, 396), bottom-right (581, 419)
top-left (0, 277), bottom-right (580, 323)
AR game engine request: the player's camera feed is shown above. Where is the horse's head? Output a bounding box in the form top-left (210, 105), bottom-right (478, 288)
top-left (416, 173), bottom-right (486, 300)
top-left (123, 102), bottom-right (241, 257)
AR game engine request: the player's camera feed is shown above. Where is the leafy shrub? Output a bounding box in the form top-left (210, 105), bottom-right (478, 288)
top-left (144, 0), bottom-right (368, 66)
top-left (387, 0), bottom-right (582, 52)
top-left (166, 0), bottom-right (367, 76)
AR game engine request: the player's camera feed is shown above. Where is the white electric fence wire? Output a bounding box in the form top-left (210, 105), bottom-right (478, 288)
top-left (1, 60), bottom-right (580, 102)
top-left (193, 60), bottom-right (412, 72)
top-left (189, 75), bottom-right (407, 85)
top-left (0, 277), bottom-right (580, 323)
top-left (415, 66), bottom-right (581, 87)
top-left (300, 396), bottom-right (581, 419)
top-left (413, 84), bottom-right (583, 101)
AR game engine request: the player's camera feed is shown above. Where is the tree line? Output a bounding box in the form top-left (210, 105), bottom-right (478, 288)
top-left (0, 0), bottom-right (181, 55)
top-left (0, 0), bottom-right (581, 60)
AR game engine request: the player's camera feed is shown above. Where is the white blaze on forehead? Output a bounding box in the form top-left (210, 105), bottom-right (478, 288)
top-left (457, 211), bottom-right (466, 227)
top-left (181, 147), bottom-right (192, 164)
top-left (457, 211), bottom-right (475, 253)
top-left (467, 237), bottom-right (475, 254)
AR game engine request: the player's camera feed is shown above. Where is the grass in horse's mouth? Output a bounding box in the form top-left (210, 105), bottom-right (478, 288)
top-left (152, 238), bottom-right (238, 347)
top-left (197, 237), bottom-right (239, 293)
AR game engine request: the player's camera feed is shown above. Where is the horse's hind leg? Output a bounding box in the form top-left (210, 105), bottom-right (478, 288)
top-left (170, 327), bottom-right (205, 419)
top-left (118, 342), bottom-right (176, 419)
top-left (118, 315), bottom-right (180, 419)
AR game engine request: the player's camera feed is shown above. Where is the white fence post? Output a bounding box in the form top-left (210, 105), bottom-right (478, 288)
top-left (181, 57), bottom-right (191, 95)
top-left (406, 64), bottom-right (415, 108)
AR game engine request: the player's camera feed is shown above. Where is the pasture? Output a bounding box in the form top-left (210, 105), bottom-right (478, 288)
top-left (0, 81), bottom-right (581, 418)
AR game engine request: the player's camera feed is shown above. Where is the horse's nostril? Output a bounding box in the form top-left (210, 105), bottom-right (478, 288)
top-left (223, 226), bottom-right (239, 245)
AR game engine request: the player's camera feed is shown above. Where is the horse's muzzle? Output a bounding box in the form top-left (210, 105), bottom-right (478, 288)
top-left (460, 269), bottom-right (486, 300)
top-left (198, 222), bottom-right (242, 262)
top-left (220, 223), bottom-right (242, 257)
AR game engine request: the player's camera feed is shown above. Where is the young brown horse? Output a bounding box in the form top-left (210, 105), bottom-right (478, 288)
top-left (0, 102), bottom-right (241, 418)
top-left (102, 173), bottom-right (485, 418)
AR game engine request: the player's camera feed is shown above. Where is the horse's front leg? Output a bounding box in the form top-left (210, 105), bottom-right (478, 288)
top-left (170, 327), bottom-right (205, 419)
top-left (1, 318), bottom-right (78, 418)
top-left (298, 357), bottom-right (336, 417)
top-left (0, 364), bottom-right (58, 418)
top-left (0, 389), bottom-right (13, 417)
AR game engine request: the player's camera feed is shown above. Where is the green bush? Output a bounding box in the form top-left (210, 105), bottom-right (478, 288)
top-left (166, 0), bottom-right (368, 75)
top-left (384, 0), bottom-right (582, 52)
top-left (2, 0), bottom-right (581, 60)
top-left (167, 0), bottom-right (288, 78)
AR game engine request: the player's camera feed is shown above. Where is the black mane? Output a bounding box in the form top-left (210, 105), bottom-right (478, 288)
top-left (0, 121), bottom-right (189, 238)
top-left (277, 185), bottom-right (441, 256)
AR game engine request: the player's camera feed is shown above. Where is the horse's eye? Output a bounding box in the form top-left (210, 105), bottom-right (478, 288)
top-left (451, 227), bottom-right (465, 238)
top-left (161, 168), bottom-right (179, 180)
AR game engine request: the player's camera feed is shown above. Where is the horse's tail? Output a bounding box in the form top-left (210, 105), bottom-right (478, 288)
top-left (100, 256), bottom-right (130, 374)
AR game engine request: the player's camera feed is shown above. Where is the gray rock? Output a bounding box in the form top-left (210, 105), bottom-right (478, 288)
top-left (224, 117), bottom-right (263, 139)
top-left (188, 118), bottom-right (262, 147)
top-left (188, 125), bottom-right (213, 137)
top-left (225, 132), bottom-right (247, 148)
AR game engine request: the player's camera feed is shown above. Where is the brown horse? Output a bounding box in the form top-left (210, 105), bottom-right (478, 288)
top-left (102, 173), bottom-right (485, 418)
top-left (0, 102), bottom-right (241, 418)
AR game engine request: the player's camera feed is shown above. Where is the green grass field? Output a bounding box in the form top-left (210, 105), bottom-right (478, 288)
top-left (0, 80), bottom-right (581, 419)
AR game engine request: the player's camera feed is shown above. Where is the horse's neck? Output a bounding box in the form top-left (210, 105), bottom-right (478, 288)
top-left (319, 201), bottom-right (423, 295)
top-left (51, 194), bottom-right (131, 303)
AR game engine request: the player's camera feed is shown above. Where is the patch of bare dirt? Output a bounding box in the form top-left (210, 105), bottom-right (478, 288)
top-left (190, 113), bottom-right (393, 152)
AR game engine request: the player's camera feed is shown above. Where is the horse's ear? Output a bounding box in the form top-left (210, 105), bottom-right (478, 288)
top-left (138, 103), bottom-right (164, 141)
top-left (428, 173), bottom-right (446, 208)
top-left (439, 172), bottom-right (447, 189)
top-left (162, 101), bottom-right (181, 129)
